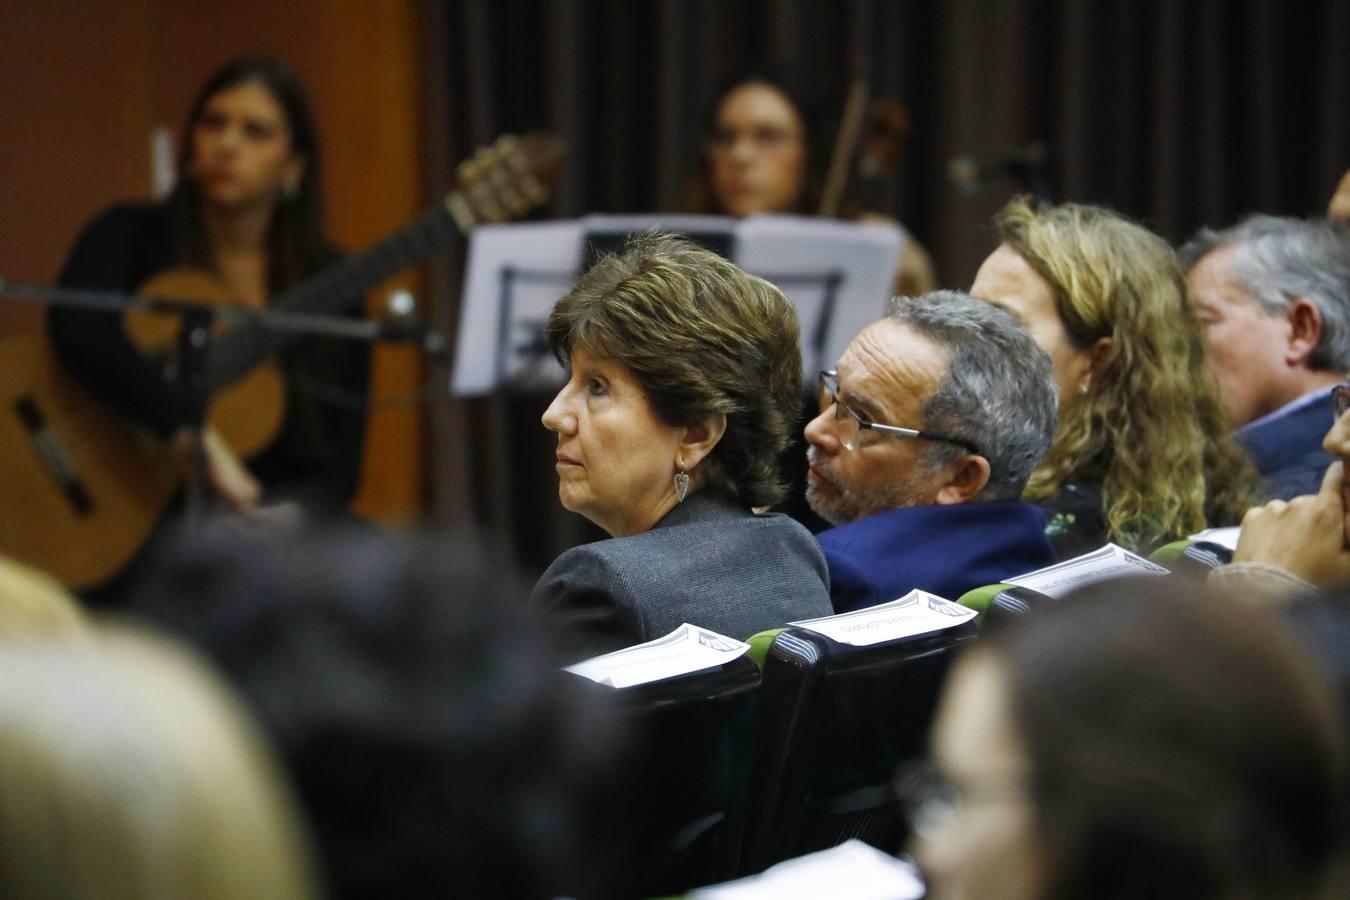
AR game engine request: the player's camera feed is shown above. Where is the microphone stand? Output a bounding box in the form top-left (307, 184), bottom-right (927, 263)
top-left (0, 276), bottom-right (444, 528)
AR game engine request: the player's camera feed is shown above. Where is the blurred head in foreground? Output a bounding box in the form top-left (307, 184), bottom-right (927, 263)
top-left (134, 526), bottom-right (626, 900)
top-left (910, 577), bottom-right (1344, 900)
top-left (0, 624), bottom-right (317, 900)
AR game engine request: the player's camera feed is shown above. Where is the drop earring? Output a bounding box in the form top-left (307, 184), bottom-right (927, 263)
top-left (673, 466), bottom-right (690, 503)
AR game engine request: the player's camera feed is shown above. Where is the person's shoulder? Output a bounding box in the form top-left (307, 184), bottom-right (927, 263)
top-left (748, 508), bottom-right (823, 544)
top-left (535, 537), bottom-right (639, 594)
top-left (58, 201), bottom-right (173, 288)
top-left (77, 202), bottom-right (170, 240)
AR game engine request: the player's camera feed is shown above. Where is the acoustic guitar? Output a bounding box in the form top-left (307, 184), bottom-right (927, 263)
top-left (0, 133), bottom-right (562, 589)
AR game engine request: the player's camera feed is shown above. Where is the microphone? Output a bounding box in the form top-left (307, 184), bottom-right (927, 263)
top-left (378, 289), bottom-right (449, 358)
top-left (947, 142), bottom-right (1050, 195)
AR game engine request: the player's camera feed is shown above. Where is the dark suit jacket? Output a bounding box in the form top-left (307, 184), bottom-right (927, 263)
top-left (1238, 392), bottom-right (1336, 500)
top-left (531, 492), bottom-right (833, 663)
top-left (818, 500), bottom-right (1055, 613)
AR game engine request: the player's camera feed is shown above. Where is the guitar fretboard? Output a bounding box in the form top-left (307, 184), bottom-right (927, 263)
top-left (206, 199), bottom-right (461, 388)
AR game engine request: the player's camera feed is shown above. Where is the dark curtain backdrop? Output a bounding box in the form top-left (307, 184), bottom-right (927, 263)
top-left (424, 0), bottom-right (1350, 574)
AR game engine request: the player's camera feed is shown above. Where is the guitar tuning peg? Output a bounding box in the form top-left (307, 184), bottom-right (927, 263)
top-left (466, 180), bottom-right (507, 224)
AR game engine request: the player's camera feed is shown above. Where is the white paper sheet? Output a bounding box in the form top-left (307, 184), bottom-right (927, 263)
top-left (1007, 543), bottom-right (1169, 599)
top-left (790, 590), bottom-right (976, 647)
top-left (450, 220), bottom-right (582, 395)
top-left (736, 215), bottom-right (902, 377)
top-left (690, 839), bottom-right (925, 900)
top-left (563, 623), bottom-right (749, 689)
top-left (1187, 526), bottom-right (1241, 552)
top-left (451, 214), bottom-right (902, 394)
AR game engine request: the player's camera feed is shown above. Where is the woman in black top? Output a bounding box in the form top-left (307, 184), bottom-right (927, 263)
top-left (52, 55), bottom-right (367, 519)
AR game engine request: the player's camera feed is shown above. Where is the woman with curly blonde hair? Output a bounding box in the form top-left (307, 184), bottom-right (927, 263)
top-left (970, 196), bottom-right (1259, 556)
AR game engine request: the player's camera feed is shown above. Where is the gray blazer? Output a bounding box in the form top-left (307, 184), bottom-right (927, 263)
top-left (531, 491), bottom-right (832, 663)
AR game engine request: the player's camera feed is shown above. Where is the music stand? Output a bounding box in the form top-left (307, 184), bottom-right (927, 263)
top-left (449, 214), bottom-right (903, 396)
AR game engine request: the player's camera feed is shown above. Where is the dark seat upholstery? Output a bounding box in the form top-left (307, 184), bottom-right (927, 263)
top-left (739, 618), bottom-right (979, 874)
top-left (585, 653), bottom-right (761, 897)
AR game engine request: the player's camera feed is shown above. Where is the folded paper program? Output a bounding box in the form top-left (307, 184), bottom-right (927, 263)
top-left (791, 589), bottom-right (976, 647)
top-left (564, 623), bottom-right (750, 688)
top-left (1007, 543), bottom-right (1168, 599)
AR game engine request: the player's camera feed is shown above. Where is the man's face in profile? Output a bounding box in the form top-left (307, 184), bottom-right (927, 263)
top-left (803, 319), bottom-right (949, 525)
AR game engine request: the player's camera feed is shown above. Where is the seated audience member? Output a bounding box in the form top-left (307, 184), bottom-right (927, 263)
top-left (688, 70), bottom-right (936, 296)
top-left (133, 526), bottom-right (629, 900)
top-left (1207, 389), bottom-right (1350, 763)
top-left (972, 197), bottom-right (1258, 557)
top-left (806, 290), bottom-right (1058, 612)
top-left (909, 578), bottom-right (1345, 900)
top-left (532, 233), bottom-right (831, 660)
top-left (1181, 216), bottom-right (1350, 498)
top-left (0, 625), bottom-right (317, 900)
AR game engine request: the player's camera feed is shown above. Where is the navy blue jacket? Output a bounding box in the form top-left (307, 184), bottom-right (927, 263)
top-left (817, 501), bottom-right (1055, 613)
top-left (1238, 395), bottom-right (1336, 500)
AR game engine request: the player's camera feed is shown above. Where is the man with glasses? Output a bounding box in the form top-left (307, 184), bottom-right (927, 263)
top-left (1181, 216), bottom-right (1350, 499)
top-left (805, 291), bottom-right (1059, 613)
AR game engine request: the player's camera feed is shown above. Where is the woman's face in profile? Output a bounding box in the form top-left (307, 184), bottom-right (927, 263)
top-left (911, 651), bottom-right (1048, 900)
top-left (541, 348), bottom-right (687, 538)
top-left (189, 80), bottom-right (304, 212)
top-left (708, 82), bottom-right (808, 218)
top-left (970, 244), bottom-right (1093, 411)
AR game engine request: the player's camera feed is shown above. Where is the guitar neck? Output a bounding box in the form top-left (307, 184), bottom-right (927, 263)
top-left (206, 199), bottom-right (462, 388)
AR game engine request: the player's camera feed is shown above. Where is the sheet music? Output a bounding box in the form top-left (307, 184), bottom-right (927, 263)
top-left (737, 215), bottom-right (902, 377)
top-left (451, 214), bottom-right (902, 394)
top-left (1007, 543), bottom-right (1169, 599)
top-left (790, 589), bottom-right (976, 647)
top-left (451, 220), bottom-right (580, 395)
top-left (563, 623), bottom-right (749, 689)
top-left (690, 839), bottom-right (924, 899)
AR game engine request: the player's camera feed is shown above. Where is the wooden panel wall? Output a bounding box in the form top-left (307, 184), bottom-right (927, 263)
top-left (0, 0), bottom-right (426, 524)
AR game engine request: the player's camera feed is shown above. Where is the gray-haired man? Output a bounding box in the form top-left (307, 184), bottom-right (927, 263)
top-left (805, 290), bottom-right (1060, 612)
top-left (1182, 217), bottom-right (1350, 498)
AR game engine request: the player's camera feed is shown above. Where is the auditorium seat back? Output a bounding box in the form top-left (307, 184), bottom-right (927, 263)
top-left (587, 652), bottom-right (761, 896)
top-left (739, 616), bottom-right (979, 874)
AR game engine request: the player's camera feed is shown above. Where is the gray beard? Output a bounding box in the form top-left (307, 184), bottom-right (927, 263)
top-left (805, 448), bottom-right (932, 526)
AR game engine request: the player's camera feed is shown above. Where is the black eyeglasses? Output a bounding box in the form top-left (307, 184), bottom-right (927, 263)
top-left (818, 370), bottom-right (981, 455)
top-left (1334, 383), bottom-right (1350, 421)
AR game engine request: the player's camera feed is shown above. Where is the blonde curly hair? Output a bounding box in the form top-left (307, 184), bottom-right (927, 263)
top-left (994, 197), bottom-right (1259, 550)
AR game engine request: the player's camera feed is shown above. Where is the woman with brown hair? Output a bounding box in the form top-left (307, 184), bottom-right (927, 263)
top-left (688, 71), bottom-right (936, 297)
top-left (532, 232), bottom-right (832, 661)
top-left (970, 196), bottom-right (1259, 556)
top-left (52, 54), bottom-right (368, 521)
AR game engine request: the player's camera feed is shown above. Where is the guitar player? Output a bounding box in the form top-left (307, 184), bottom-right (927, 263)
top-left (50, 55), bottom-right (369, 594)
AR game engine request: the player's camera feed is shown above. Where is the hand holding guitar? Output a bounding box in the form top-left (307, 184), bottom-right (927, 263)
top-left (173, 425), bottom-right (262, 513)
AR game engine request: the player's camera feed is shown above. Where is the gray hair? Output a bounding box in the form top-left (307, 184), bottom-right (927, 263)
top-left (888, 291), bottom-right (1058, 500)
top-left (1180, 216), bottom-right (1350, 371)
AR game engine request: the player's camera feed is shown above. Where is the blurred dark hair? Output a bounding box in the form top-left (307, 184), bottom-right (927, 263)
top-left (170, 54), bottom-right (329, 289)
top-left (131, 526), bottom-right (627, 900)
top-left (686, 68), bottom-right (847, 217)
top-left (979, 577), bottom-right (1344, 899)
